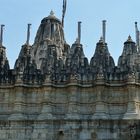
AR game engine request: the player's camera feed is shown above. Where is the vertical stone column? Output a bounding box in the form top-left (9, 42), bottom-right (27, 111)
top-left (15, 72), bottom-right (23, 85)
top-left (123, 85), bottom-right (139, 119)
top-left (92, 86), bottom-right (108, 119)
top-left (38, 87), bottom-right (54, 120)
top-left (69, 74), bottom-right (78, 84)
top-left (65, 86), bottom-right (80, 120)
top-left (8, 87), bottom-right (27, 120)
top-left (44, 74), bottom-right (52, 84)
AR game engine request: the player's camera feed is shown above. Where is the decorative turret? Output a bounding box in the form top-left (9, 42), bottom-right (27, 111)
top-left (14, 24), bottom-right (33, 72)
top-left (102, 20), bottom-right (106, 43)
top-left (67, 41), bottom-right (86, 70)
top-left (40, 43), bottom-right (64, 82)
top-left (135, 22), bottom-right (140, 52)
top-left (0, 25), bottom-right (9, 66)
top-left (14, 24), bottom-right (42, 84)
top-left (0, 25), bottom-right (10, 84)
top-left (65, 39), bottom-right (89, 82)
top-left (90, 37), bottom-right (115, 80)
top-left (123, 35), bottom-right (137, 55)
top-left (32, 11), bottom-right (69, 69)
top-left (118, 36), bottom-right (137, 73)
top-left (34, 11), bottom-right (65, 45)
top-left (14, 44), bottom-right (32, 72)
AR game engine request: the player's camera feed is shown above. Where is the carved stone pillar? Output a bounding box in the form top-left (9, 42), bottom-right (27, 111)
top-left (123, 85), bottom-right (139, 119)
top-left (65, 87), bottom-right (79, 120)
top-left (44, 74), bottom-right (52, 85)
top-left (15, 72), bottom-right (23, 85)
top-left (127, 73), bottom-right (136, 84)
top-left (95, 73), bottom-right (105, 85)
top-left (69, 74), bottom-right (78, 84)
top-left (8, 87), bottom-right (27, 120)
top-left (38, 88), bottom-right (54, 120)
top-left (92, 86), bottom-right (108, 119)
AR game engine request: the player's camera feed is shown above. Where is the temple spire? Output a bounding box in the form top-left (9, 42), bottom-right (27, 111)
top-left (62, 0), bottom-right (67, 27)
top-left (26, 23), bottom-right (31, 46)
top-left (78, 21), bottom-right (82, 44)
top-left (0, 24), bottom-right (5, 46)
top-left (102, 20), bottom-right (106, 43)
top-left (135, 22), bottom-right (140, 50)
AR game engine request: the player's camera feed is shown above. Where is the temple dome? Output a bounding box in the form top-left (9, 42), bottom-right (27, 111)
top-left (41, 10), bottom-right (61, 24)
top-left (124, 35), bottom-right (135, 44)
top-left (32, 10), bottom-right (68, 69)
top-left (34, 10), bottom-right (64, 44)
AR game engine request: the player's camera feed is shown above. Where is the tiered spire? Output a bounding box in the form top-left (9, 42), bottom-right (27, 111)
top-left (26, 24), bottom-right (31, 46)
top-left (78, 21), bottom-right (82, 44)
top-left (90, 37), bottom-right (115, 79)
top-left (32, 10), bottom-right (68, 69)
top-left (0, 24), bottom-right (10, 84)
top-left (118, 36), bottom-right (137, 74)
top-left (62, 0), bottom-right (67, 27)
top-left (0, 24), bottom-right (5, 46)
top-left (135, 22), bottom-right (140, 50)
top-left (2, 8), bottom-right (140, 84)
top-left (102, 20), bottom-right (106, 43)
top-left (127, 35), bottom-right (133, 42)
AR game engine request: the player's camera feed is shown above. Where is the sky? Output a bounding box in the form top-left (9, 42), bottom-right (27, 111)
top-left (0, 0), bottom-right (140, 68)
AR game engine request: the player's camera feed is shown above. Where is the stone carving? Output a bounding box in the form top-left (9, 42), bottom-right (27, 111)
top-left (90, 37), bottom-right (115, 80)
top-left (65, 41), bottom-right (89, 82)
top-left (118, 36), bottom-right (138, 74)
top-left (32, 11), bottom-right (68, 69)
top-left (14, 44), bottom-right (43, 84)
top-left (0, 45), bottom-right (10, 84)
top-left (9, 13), bottom-right (140, 85)
top-left (1, 10), bottom-right (140, 140)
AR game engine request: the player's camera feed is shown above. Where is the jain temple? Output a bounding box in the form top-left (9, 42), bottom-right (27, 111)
top-left (0, 1), bottom-right (140, 140)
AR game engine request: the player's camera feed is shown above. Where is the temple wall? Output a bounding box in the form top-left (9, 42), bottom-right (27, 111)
top-left (0, 84), bottom-right (139, 139)
top-left (0, 5), bottom-right (140, 140)
top-left (0, 120), bottom-right (139, 140)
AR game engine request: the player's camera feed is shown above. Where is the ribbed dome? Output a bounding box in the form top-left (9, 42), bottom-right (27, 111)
top-left (124, 35), bottom-right (135, 44)
top-left (41, 10), bottom-right (61, 24)
top-left (32, 10), bottom-right (68, 69)
top-left (34, 10), bottom-right (65, 44)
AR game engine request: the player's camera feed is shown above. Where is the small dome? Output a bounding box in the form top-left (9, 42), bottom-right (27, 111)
top-left (99, 36), bottom-right (104, 43)
top-left (96, 36), bottom-right (106, 46)
top-left (127, 35), bottom-right (133, 42)
top-left (48, 10), bottom-right (55, 18)
top-left (32, 10), bottom-right (67, 69)
top-left (41, 10), bottom-right (61, 24)
top-left (124, 35), bottom-right (135, 44)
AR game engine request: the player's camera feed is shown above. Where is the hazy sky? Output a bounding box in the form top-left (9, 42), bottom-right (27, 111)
top-left (0, 0), bottom-right (140, 68)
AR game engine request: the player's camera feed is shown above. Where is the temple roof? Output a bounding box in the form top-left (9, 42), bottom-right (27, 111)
top-left (41, 10), bottom-right (61, 24)
top-left (124, 35), bottom-right (135, 44)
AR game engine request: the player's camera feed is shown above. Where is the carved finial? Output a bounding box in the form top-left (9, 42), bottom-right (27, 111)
top-left (99, 36), bottom-right (104, 43)
top-left (26, 24), bottom-right (31, 46)
top-left (78, 21), bottom-right (82, 44)
top-left (0, 24), bottom-right (5, 46)
top-left (50, 10), bottom-right (55, 17)
top-left (102, 20), bottom-right (106, 43)
top-left (127, 35), bottom-right (133, 42)
top-left (75, 38), bottom-right (79, 44)
top-left (135, 22), bottom-right (140, 50)
top-left (127, 35), bottom-right (132, 42)
top-left (62, 0), bottom-right (67, 27)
